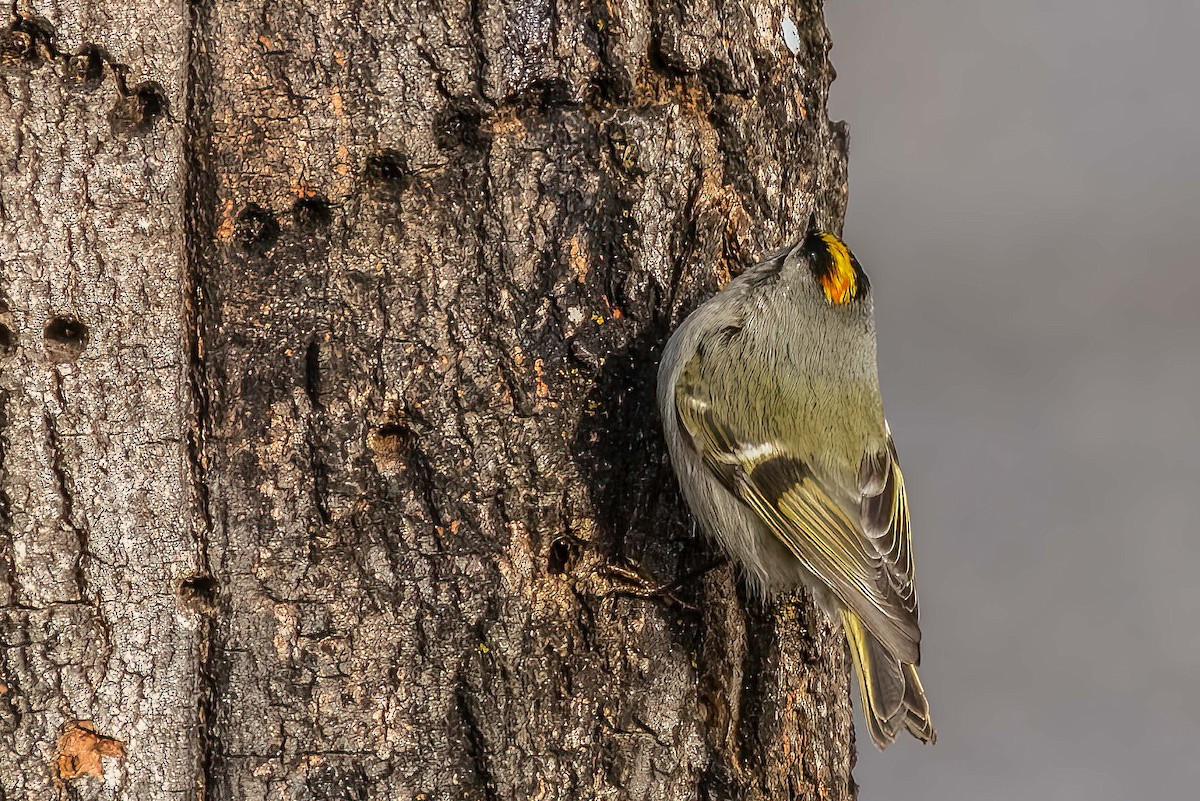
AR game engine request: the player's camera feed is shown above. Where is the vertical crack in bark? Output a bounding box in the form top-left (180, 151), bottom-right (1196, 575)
top-left (457, 683), bottom-right (499, 801)
top-left (42, 383), bottom-right (116, 672)
top-left (469, 0), bottom-right (491, 102)
top-left (306, 440), bottom-right (331, 530)
top-left (666, 162), bottom-right (708, 315)
top-left (302, 341), bottom-right (331, 527)
top-left (0, 384), bottom-right (23, 607)
top-left (182, 0), bottom-right (219, 795)
top-left (303, 341), bottom-right (321, 408)
top-left (42, 404), bottom-right (91, 604)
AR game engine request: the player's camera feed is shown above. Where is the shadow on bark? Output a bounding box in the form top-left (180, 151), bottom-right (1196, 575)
top-left (570, 322), bottom-right (797, 791)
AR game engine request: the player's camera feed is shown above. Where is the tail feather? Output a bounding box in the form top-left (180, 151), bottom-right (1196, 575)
top-left (901, 662), bottom-right (937, 744)
top-left (841, 609), bottom-right (936, 749)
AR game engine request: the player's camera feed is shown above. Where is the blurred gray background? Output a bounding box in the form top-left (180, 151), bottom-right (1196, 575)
top-left (823, 1), bottom-right (1200, 798)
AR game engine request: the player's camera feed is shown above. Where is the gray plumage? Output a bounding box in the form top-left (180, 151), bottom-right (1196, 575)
top-left (657, 231), bottom-right (935, 748)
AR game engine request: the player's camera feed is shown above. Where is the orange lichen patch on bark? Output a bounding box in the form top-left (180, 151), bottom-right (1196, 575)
top-left (53, 721), bottom-right (125, 783)
top-left (630, 63), bottom-right (716, 112)
top-left (215, 198), bottom-right (237, 241)
top-left (794, 85), bottom-right (809, 120)
top-left (533, 359), bottom-right (551, 398)
top-left (487, 108), bottom-right (528, 140)
top-left (335, 143), bottom-right (352, 176)
top-left (568, 235), bottom-right (589, 283)
top-left (292, 177), bottom-right (318, 199)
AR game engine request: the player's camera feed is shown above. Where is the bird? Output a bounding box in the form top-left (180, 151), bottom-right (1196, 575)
top-left (656, 223), bottom-right (935, 748)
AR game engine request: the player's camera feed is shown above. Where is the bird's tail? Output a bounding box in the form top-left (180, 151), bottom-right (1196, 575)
top-left (841, 608), bottom-right (936, 749)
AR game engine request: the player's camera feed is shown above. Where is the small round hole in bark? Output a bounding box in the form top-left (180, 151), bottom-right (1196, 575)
top-left (0, 323), bottom-right (15, 356)
top-left (68, 45), bottom-right (107, 91)
top-left (292, 195), bottom-right (333, 229)
top-left (44, 316), bottom-right (88, 361)
top-left (547, 537), bottom-right (574, 575)
top-left (0, 17), bottom-right (55, 68)
top-left (369, 423), bottom-right (412, 455)
top-left (365, 148), bottom-right (412, 191)
top-left (368, 422), bottom-right (414, 473)
top-left (434, 101), bottom-right (489, 153)
top-left (179, 573), bottom-right (218, 613)
top-left (234, 203), bottom-right (280, 254)
top-left (0, 29), bottom-right (36, 67)
top-left (109, 82), bottom-right (167, 135)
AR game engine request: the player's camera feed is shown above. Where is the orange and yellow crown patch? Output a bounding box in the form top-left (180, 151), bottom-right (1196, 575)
top-left (804, 231), bottom-right (868, 304)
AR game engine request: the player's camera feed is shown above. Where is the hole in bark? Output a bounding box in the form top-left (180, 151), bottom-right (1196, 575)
top-left (547, 537), bottom-right (574, 575)
top-left (109, 81), bottom-right (168, 134)
top-left (369, 423), bottom-right (412, 453)
top-left (0, 324), bottom-right (14, 356)
top-left (0, 29), bottom-right (37, 67)
top-left (434, 100), bottom-right (490, 153)
top-left (368, 422), bottom-right (414, 472)
top-left (365, 148), bottom-right (412, 191)
top-left (179, 574), bottom-right (218, 612)
top-left (234, 203), bottom-right (280, 254)
top-left (44, 317), bottom-right (88, 361)
top-left (292, 195), bottom-right (333, 229)
top-left (0, 16), bottom-right (56, 68)
top-left (68, 45), bottom-right (107, 90)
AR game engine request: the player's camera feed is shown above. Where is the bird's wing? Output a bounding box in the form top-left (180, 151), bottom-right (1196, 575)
top-left (674, 356), bottom-right (922, 664)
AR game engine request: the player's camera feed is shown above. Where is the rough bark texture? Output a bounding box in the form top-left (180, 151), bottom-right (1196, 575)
top-left (0, 1), bottom-right (199, 797)
top-left (1, 1), bottom-right (856, 799)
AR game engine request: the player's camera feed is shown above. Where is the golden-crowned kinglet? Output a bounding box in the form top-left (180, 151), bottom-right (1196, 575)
top-left (657, 226), bottom-right (935, 749)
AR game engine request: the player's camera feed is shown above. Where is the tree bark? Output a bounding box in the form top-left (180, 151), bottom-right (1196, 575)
top-left (1, 1), bottom-right (856, 799)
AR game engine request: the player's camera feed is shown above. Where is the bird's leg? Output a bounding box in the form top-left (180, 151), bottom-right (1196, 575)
top-left (649, 555), bottom-right (729, 596)
top-left (600, 555), bottom-right (728, 609)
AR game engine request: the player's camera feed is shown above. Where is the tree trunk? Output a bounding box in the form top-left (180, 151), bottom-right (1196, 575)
top-left (1, 1), bottom-right (856, 798)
